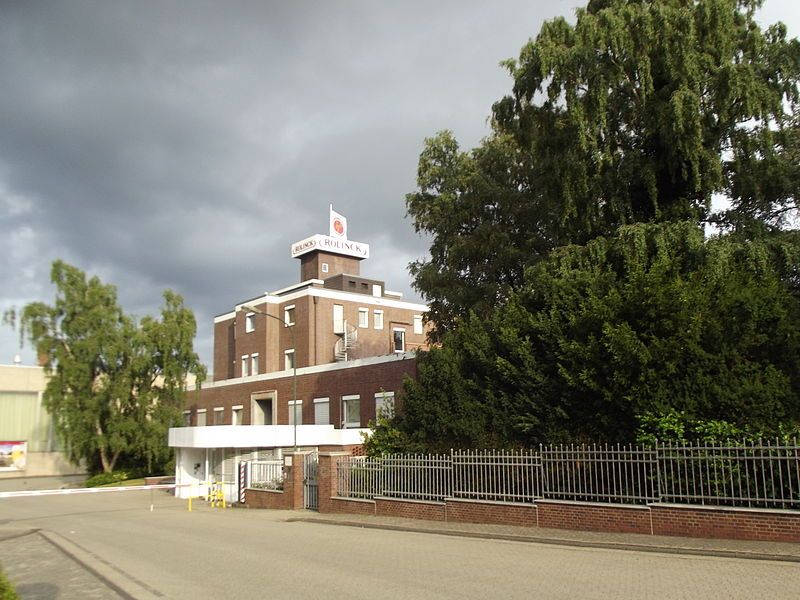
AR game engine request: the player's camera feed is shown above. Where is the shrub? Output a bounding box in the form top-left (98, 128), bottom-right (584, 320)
top-left (0, 567), bottom-right (19, 600)
top-left (85, 471), bottom-right (130, 487)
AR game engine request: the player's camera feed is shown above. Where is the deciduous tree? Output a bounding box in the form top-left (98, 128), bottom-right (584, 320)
top-left (5, 261), bottom-right (206, 473)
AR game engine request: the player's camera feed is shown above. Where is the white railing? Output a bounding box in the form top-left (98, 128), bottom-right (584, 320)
top-left (248, 460), bottom-right (284, 491)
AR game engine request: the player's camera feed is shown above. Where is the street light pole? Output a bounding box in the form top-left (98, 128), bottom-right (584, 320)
top-left (242, 305), bottom-right (298, 451)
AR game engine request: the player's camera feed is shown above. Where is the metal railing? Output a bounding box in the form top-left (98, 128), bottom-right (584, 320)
top-left (335, 440), bottom-right (800, 509)
top-left (452, 450), bottom-right (541, 503)
top-left (657, 440), bottom-right (800, 509)
top-left (248, 460), bottom-right (284, 491)
top-left (540, 444), bottom-right (658, 504)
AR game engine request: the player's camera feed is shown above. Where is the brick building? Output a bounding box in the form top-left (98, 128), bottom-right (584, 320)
top-left (169, 210), bottom-right (429, 500)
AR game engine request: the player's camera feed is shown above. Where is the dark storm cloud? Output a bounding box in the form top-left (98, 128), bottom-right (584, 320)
top-left (3, 1), bottom-right (794, 368)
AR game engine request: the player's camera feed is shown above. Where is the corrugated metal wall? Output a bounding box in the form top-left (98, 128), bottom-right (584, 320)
top-left (0, 391), bottom-right (57, 452)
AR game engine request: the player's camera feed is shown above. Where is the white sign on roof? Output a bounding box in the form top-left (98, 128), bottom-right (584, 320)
top-left (291, 234), bottom-right (370, 259)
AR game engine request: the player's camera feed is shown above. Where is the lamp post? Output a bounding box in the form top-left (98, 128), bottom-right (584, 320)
top-left (242, 305), bottom-right (298, 452)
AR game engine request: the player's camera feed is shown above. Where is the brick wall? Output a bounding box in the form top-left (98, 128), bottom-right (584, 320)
top-left (375, 497), bottom-right (447, 521)
top-left (186, 355), bottom-right (417, 427)
top-left (246, 488), bottom-right (292, 510)
top-left (651, 504), bottom-right (800, 542)
top-left (446, 499), bottom-right (538, 527)
top-left (536, 500), bottom-right (652, 535)
top-left (329, 497), bottom-right (378, 516)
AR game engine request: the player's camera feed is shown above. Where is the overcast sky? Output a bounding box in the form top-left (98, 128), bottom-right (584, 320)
top-left (2, 1), bottom-right (798, 370)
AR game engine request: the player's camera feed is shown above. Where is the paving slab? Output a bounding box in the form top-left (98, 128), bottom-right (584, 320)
top-left (0, 529), bottom-right (121, 599)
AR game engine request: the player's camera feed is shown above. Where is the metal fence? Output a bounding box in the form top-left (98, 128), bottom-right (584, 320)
top-left (540, 444), bottom-right (658, 504)
top-left (335, 440), bottom-right (800, 509)
top-left (248, 460), bottom-right (284, 491)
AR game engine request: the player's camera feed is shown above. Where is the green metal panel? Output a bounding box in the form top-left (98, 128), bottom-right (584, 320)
top-left (0, 391), bottom-right (56, 452)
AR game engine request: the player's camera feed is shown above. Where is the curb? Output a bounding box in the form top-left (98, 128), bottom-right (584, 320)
top-left (38, 530), bottom-right (164, 599)
top-left (288, 517), bottom-right (800, 564)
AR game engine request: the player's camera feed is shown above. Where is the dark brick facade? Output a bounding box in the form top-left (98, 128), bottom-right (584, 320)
top-left (186, 355), bottom-right (416, 427)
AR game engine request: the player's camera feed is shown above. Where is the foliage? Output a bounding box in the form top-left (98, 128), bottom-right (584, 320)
top-left (85, 471), bottom-right (135, 488)
top-left (363, 397), bottom-right (417, 456)
top-left (392, 222), bottom-right (800, 449)
top-left (249, 478), bottom-right (284, 491)
top-left (394, 1), bottom-right (800, 451)
top-left (0, 567), bottom-right (18, 600)
top-left (636, 408), bottom-right (800, 445)
top-left (4, 260), bottom-right (206, 474)
top-left (407, 0), bottom-right (800, 339)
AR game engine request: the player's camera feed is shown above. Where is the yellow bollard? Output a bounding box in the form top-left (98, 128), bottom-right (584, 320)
top-left (188, 495), bottom-right (192, 512)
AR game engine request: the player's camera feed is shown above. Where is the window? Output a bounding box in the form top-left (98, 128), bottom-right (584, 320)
top-left (251, 353), bottom-right (259, 375)
top-left (213, 407), bottom-right (224, 426)
top-left (358, 307), bottom-right (369, 328)
top-left (232, 405), bottom-right (243, 426)
top-left (288, 400), bottom-right (302, 425)
top-left (372, 284), bottom-right (382, 297)
top-left (314, 398), bottom-right (330, 425)
top-left (183, 411), bottom-right (192, 426)
top-left (241, 355), bottom-right (249, 377)
top-left (393, 328), bottom-right (405, 352)
top-left (196, 409), bottom-right (207, 427)
top-left (413, 314), bottom-right (423, 335)
top-left (342, 395), bottom-right (361, 428)
top-left (374, 310), bottom-right (384, 330)
top-left (284, 305), bottom-right (295, 326)
top-left (333, 304), bottom-right (344, 334)
top-left (322, 262), bottom-right (329, 273)
top-left (245, 313), bottom-right (256, 333)
top-left (284, 349), bottom-right (295, 371)
top-left (375, 391), bottom-right (395, 418)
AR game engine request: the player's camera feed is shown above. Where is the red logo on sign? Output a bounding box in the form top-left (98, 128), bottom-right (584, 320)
top-left (333, 218), bottom-right (344, 235)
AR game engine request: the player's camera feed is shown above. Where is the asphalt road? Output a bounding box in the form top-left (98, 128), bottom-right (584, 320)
top-left (1, 491), bottom-right (799, 599)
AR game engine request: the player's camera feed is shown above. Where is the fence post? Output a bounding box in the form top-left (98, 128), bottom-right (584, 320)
top-left (654, 440), bottom-right (662, 503)
top-left (317, 452), bottom-right (349, 513)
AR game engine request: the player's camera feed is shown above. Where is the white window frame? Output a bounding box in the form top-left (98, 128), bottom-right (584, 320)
top-left (251, 353), bottom-right (259, 376)
top-left (231, 405), bottom-right (243, 426)
top-left (284, 305), bottom-right (296, 326)
top-left (314, 397), bottom-right (330, 425)
top-left (358, 307), bottom-right (369, 328)
top-left (196, 409), bottom-right (207, 427)
top-left (374, 391), bottom-right (395, 418)
top-left (321, 262), bottom-right (329, 273)
top-left (241, 354), bottom-right (249, 377)
top-left (245, 313), bottom-right (256, 333)
top-left (393, 328), bottom-right (405, 353)
top-left (213, 407), bottom-right (224, 426)
top-left (413, 314), bottom-right (423, 335)
top-left (284, 349), bottom-right (295, 371)
top-left (373, 309), bottom-right (384, 330)
top-left (288, 400), bottom-right (302, 425)
top-left (342, 394), bottom-right (361, 428)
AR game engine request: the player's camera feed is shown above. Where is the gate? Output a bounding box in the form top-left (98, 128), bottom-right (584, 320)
top-left (304, 452), bottom-right (319, 510)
